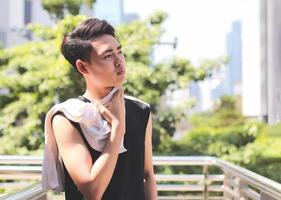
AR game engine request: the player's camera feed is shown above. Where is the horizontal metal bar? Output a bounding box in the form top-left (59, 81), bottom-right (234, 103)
top-left (0, 155), bottom-right (214, 166)
top-left (241, 187), bottom-right (260, 200)
top-left (1, 155), bottom-right (281, 199)
top-left (157, 184), bottom-right (204, 191)
top-left (158, 196), bottom-right (203, 200)
top-left (0, 155), bottom-right (42, 165)
top-left (155, 174), bottom-right (204, 181)
top-left (155, 174), bottom-right (224, 182)
top-left (208, 185), bottom-right (224, 192)
top-left (0, 165), bottom-right (42, 173)
top-left (0, 181), bottom-right (30, 188)
top-left (1, 182), bottom-right (46, 200)
top-left (153, 156), bottom-right (214, 166)
top-left (158, 196), bottom-right (224, 200)
top-left (0, 174), bottom-right (41, 180)
top-left (208, 175), bottom-right (224, 181)
top-left (0, 165), bottom-right (41, 180)
top-left (208, 197), bottom-right (224, 200)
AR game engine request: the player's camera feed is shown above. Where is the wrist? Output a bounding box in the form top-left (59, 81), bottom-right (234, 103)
top-left (111, 120), bottom-right (125, 136)
top-left (111, 119), bottom-right (119, 128)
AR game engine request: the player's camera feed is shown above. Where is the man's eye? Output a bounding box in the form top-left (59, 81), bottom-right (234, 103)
top-left (118, 50), bottom-right (124, 55)
top-left (103, 54), bottom-right (112, 59)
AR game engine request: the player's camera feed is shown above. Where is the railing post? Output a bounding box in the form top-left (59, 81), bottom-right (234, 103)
top-left (236, 178), bottom-right (247, 199)
top-left (203, 165), bottom-right (209, 200)
top-left (223, 171), bottom-right (232, 200)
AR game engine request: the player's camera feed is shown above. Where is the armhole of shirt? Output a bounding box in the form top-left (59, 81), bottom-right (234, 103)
top-left (143, 105), bottom-right (151, 132)
top-left (52, 111), bottom-right (92, 150)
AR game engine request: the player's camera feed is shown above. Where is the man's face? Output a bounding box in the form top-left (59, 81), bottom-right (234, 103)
top-left (86, 34), bottom-right (126, 88)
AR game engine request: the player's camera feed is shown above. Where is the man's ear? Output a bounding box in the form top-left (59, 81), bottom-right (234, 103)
top-left (76, 59), bottom-right (89, 75)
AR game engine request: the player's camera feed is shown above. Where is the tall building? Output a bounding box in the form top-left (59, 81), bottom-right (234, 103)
top-left (31, 0), bottom-right (55, 26)
top-left (189, 20), bottom-right (242, 113)
top-left (241, 0), bottom-right (263, 120)
top-left (0, 0), bottom-right (31, 47)
top-left (211, 21), bottom-right (242, 101)
top-left (261, 0), bottom-right (281, 123)
top-left (0, 0), bottom-right (55, 48)
top-left (242, 0), bottom-right (281, 124)
top-left (225, 21), bottom-right (242, 96)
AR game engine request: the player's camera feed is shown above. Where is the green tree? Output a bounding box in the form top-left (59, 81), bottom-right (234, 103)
top-left (169, 95), bottom-right (281, 182)
top-left (42, 0), bottom-right (96, 20)
top-left (0, 13), bottom-right (225, 155)
top-left (0, 15), bottom-right (87, 154)
top-left (116, 13), bottom-right (227, 153)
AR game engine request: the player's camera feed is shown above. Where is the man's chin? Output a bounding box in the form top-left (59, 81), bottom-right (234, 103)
top-left (114, 79), bottom-right (127, 87)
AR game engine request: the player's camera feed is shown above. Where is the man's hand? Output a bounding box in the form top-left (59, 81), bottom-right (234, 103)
top-left (97, 88), bottom-right (126, 135)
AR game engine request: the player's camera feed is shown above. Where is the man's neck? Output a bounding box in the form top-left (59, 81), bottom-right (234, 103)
top-left (83, 86), bottom-right (114, 101)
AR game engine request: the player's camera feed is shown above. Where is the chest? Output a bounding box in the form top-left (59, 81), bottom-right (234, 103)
top-left (123, 102), bottom-right (146, 154)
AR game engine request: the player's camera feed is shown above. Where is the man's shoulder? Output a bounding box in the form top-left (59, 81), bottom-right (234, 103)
top-left (125, 95), bottom-right (150, 111)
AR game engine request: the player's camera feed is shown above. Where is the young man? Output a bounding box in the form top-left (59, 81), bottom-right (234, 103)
top-left (51, 18), bottom-right (157, 199)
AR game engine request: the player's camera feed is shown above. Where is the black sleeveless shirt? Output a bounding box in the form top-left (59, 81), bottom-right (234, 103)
top-left (59, 96), bottom-right (150, 200)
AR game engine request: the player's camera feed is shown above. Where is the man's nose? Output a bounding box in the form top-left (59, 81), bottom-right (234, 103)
top-left (114, 54), bottom-right (123, 66)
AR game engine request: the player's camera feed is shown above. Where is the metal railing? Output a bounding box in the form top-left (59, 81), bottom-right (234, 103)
top-left (1, 183), bottom-right (47, 200)
top-left (0, 155), bottom-right (281, 200)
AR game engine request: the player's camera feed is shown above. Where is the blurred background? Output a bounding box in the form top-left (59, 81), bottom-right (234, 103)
top-left (0, 0), bottom-right (281, 199)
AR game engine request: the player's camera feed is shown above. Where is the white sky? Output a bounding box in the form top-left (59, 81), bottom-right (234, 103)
top-left (124, 0), bottom-right (244, 64)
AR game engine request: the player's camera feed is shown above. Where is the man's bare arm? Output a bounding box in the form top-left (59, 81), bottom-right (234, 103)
top-left (144, 113), bottom-right (157, 200)
top-left (53, 89), bottom-right (125, 200)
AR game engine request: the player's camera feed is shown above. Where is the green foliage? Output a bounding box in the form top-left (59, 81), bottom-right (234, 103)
top-left (117, 19), bottom-right (162, 66)
top-left (0, 13), bottom-right (223, 155)
top-left (1, 0), bottom-right (279, 190)
top-left (1, 7), bottom-right (279, 184)
top-left (42, 0), bottom-right (96, 20)
top-left (116, 14), bottom-right (226, 152)
top-left (0, 16), bottom-right (85, 155)
top-left (148, 10), bottom-right (168, 25)
top-left (247, 124), bottom-right (281, 182)
top-left (190, 95), bottom-right (244, 128)
top-left (168, 95), bottom-right (281, 182)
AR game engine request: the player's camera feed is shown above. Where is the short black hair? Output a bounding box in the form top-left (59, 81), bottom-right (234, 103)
top-left (61, 18), bottom-right (115, 73)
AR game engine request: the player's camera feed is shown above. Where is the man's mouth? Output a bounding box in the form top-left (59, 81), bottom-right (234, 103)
top-left (116, 69), bottom-right (125, 76)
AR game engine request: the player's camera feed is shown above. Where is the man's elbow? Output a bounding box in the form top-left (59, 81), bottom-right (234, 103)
top-left (144, 171), bottom-right (156, 182)
top-left (79, 181), bottom-right (105, 200)
top-left (85, 192), bottom-right (103, 200)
